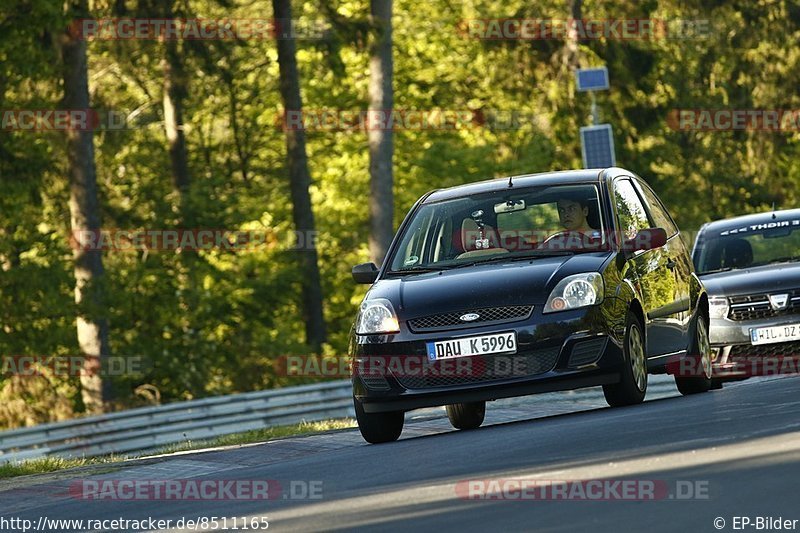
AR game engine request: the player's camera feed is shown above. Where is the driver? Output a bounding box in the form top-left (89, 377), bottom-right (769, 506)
top-left (540, 195), bottom-right (601, 251)
top-left (557, 197), bottom-right (591, 231)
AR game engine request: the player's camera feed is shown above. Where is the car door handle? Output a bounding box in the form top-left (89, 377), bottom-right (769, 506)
top-left (666, 259), bottom-right (677, 270)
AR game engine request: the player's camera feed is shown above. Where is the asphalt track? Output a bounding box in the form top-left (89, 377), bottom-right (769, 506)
top-left (2, 375), bottom-right (800, 532)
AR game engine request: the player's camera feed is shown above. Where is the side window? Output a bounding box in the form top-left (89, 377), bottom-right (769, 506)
top-left (614, 179), bottom-right (652, 240)
top-left (636, 181), bottom-right (679, 238)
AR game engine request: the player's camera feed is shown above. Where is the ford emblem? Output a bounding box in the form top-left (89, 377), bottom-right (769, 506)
top-left (459, 313), bottom-right (480, 322)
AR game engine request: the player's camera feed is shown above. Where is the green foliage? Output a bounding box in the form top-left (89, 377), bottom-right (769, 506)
top-left (1, 0), bottom-right (798, 427)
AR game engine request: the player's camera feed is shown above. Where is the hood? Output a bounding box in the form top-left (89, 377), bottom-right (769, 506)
top-left (367, 252), bottom-right (611, 320)
top-left (700, 262), bottom-right (800, 297)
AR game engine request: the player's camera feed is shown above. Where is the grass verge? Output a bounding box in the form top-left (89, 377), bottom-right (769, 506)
top-left (0, 418), bottom-right (356, 480)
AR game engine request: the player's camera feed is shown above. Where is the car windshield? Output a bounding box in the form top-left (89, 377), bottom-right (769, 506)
top-left (694, 221), bottom-right (800, 274)
top-left (387, 183), bottom-right (607, 272)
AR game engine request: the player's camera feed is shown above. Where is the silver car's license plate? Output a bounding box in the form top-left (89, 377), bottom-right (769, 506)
top-left (426, 332), bottom-right (517, 361)
top-left (750, 324), bottom-right (800, 345)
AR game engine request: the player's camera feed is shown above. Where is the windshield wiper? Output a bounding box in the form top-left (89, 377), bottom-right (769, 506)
top-left (385, 265), bottom-right (448, 275)
top-left (450, 250), bottom-right (575, 269)
top-left (756, 256), bottom-right (800, 266)
top-left (700, 266), bottom-right (734, 275)
top-left (387, 251), bottom-right (576, 274)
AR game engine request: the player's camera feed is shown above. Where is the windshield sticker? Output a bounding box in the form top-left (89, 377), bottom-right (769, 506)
top-left (719, 219), bottom-right (800, 236)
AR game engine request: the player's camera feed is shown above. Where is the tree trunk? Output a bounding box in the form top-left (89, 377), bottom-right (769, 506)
top-left (368, 0), bottom-right (394, 267)
top-left (162, 0), bottom-right (192, 225)
top-left (272, 0), bottom-right (327, 352)
top-left (226, 74), bottom-right (250, 185)
top-left (61, 0), bottom-right (112, 414)
top-left (563, 0), bottom-right (584, 70)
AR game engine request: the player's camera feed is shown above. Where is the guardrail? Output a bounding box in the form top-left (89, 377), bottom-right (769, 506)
top-left (0, 375), bottom-right (680, 464)
top-left (0, 380), bottom-right (353, 464)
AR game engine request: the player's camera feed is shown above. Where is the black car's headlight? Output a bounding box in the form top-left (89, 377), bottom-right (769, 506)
top-left (543, 272), bottom-right (604, 313)
top-left (356, 298), bottom-right (400, 334)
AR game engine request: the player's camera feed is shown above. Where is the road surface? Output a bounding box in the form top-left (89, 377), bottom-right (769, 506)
top-left (2, 375), bottom-right (799, 532)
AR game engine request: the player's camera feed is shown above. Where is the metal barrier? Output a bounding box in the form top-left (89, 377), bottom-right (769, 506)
top-left (0, 380), bottom-right (353, 463)
top-left (0, 375), bottom-right (680, 464)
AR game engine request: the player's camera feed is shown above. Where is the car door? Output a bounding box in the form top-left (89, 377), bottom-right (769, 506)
top-left (612, 177), bottom-right (676, 357)
top-left (634, 179), bottom-right (693, 349)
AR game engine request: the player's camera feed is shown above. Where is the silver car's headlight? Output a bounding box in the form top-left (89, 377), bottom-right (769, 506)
top-left (543, 273), bottom-right (604, 313)
top-left (708, 295), bottom-right (729, 319)
top-left (356, 298), bottom-right (400, 334)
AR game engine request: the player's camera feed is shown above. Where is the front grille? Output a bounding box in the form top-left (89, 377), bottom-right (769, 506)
top-left (394, 347), bottom-right (560, 389)
top-left (729, 341), bottom-right (800, 358)
top-left (407, 305), bottom-right (533, 332)
top-left (568, 338), bottom-right (607, 368)
top-left (728, 290), bottom-right (800, 321)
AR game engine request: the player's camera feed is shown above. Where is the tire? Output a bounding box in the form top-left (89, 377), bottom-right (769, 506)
top-left (446, 401), bottom-right (486, 430)
top-left (604, 312), bottom-right (648, 407)
top-left (354, 397), bottom-right (404, 444)
top-left (675, 312), bottom-right (713, 395)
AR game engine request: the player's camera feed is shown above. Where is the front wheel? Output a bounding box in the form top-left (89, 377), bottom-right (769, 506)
top-left (354, 397), bottom-right (404, 444)
top-left (675, 313), bottom-right (713, 395)
top-left (604, 312), bottom-right (648, 407)
top-left (446, 401), bottom-right (486, 430)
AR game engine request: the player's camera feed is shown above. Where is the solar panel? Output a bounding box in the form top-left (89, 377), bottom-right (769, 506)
top-left (576, 67), bottom-right (609, 91)
top-left (580, 124), bottom-right (616, 168)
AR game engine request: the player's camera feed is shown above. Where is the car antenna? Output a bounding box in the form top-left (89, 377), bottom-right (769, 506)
top-left (508, 175), bottom-right (513, 188)
top-left (772, 202), bottom-right (777, 219)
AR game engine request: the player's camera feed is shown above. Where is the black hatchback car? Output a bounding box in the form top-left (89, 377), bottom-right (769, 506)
top-left (350, 168), bottom-right (711, 443)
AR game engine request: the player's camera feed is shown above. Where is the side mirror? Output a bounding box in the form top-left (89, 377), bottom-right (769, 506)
top-left (623, 227), bottom-right (668, 252)
top-left (352, 262), bottom-right (379, 284)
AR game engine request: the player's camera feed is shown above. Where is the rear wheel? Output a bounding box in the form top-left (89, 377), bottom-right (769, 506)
top-left (354, 397), bottom-right (404, 444)
top-left (675, 313), bottom-right (713, 395)
top-left (446, 401), bottom-right (486, 430)
top-left (604, 312), bottom-right (648, 407)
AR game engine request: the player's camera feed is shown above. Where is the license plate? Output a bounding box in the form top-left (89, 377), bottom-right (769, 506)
top-left (750, 324), bottom-right (800, 345)
top-left (426, 332), bottom-right (517, 361)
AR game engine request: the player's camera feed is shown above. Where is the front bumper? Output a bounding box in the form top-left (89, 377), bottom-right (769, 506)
top-left (351, 306), bottom-right (625, 413)
top-left (709, 314), bottom-right (800, 378)
top-left (709, 314), bottom-right (800, 346)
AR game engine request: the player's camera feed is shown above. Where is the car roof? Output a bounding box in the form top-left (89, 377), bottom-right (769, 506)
top-left (700, 208), bottom-right (800, 234)
top-left (422, 168), bottom-right (623, 203)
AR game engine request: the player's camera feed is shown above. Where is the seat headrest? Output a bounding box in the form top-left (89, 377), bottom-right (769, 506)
top-left (722, 238), bottom-right (753, 268)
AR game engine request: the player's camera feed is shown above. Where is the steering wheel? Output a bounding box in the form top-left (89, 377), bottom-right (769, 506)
top-left (539, 230), bottom-right (575, 249)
